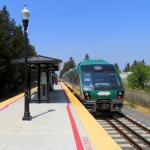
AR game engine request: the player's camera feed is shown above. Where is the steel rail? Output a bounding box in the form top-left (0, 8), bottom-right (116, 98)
top-left (119, 112), bottom-right (150, 134)
top-left (105, 117), bottom-right (143, 150)
top-left (112, 116), bottom-right (150, 148)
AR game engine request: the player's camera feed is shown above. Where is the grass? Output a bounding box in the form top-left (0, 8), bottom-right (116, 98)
top-left (124, 88), bottom-right (150, 114)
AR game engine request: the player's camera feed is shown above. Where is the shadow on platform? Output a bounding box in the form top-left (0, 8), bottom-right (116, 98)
top-left (32, 109), bottom-right (56, 119)
top-left (30, 89), bottom-right (67, 104)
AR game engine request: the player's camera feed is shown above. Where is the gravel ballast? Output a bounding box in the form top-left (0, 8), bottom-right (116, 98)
top-left (122, 105), bottom-right (150, 127)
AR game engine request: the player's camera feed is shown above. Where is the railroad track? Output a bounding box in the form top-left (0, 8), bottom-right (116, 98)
top-left (96, 113), bottom-right (150, 150)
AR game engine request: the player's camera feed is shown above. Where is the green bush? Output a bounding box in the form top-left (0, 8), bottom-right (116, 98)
top-left (127, 62), bottom-right (150, 90)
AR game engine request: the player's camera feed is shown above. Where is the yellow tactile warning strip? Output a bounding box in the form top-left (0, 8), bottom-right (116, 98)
top-left (61, 82), bottom-right (121, 150)
top-left (0, 87), bottom-right (37, 110)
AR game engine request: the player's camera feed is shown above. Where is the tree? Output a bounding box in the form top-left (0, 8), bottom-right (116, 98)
top-left (68, 57), bottom-right (76, 68)
top-left (60, 57), bottom-right (76, 78)
top-left (133, 60), bottom-right (138, 66)
top-left (141, 59), bottom-right (145, 65)
top-left (127, 62), bottom-right (150, 89)
top-left (123, 63), bottom-right (130, 72)
top-left (114, 62), bottom-right (120, 73)
top-left (0, 6), bottom-right (36, 99)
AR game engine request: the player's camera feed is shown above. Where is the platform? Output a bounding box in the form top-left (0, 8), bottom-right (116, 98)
top-left (0, 84), bottom-right (93, 150)
top-left (0, 83), bottom-right (121, 150)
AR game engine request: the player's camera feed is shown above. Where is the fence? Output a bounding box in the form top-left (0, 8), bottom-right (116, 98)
top-left (125, 89), bottom-right (150, 108)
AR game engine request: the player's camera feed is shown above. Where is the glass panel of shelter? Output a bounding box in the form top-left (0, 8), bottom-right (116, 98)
top-left (29, 64), bottom-right (55, 103)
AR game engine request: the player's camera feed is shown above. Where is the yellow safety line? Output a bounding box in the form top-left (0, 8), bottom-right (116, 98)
top-left (0, 87), bottom-right (37, 109)
top-left (61, 82), bottom-right (121, 150)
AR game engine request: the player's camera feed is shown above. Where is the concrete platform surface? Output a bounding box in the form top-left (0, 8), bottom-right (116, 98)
top-left (0, 84), bottom-right (93, 150)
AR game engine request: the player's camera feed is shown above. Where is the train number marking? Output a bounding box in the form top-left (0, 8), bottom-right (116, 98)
top-left (97, 91), bottom-right (111, 96)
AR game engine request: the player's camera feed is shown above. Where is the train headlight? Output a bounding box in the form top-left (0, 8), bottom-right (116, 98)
top-left (83, 92), bottom-right (91, 100)
top-left (117, 91), bottom-right (124, 100)
top-left (85, 92), bottom-right (89, 96)
top-left (118, 91), bottom-right (122, 96)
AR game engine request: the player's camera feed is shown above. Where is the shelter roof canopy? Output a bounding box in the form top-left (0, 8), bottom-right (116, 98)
top-left (12, 55), bottom-right (62, 71)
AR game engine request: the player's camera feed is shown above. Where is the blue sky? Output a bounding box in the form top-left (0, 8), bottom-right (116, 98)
top-left (0, 0), bottom-right (150, 69)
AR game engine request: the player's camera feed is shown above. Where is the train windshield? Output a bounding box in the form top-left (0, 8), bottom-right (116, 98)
top-left (93, 72), bottom-right (121, 90)
top-left (92, 72), bottom-right (110, 89)
top-left (81, 65), bottom-right (122, 90)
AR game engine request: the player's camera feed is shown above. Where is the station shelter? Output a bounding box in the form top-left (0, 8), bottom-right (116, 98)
top-left (12, 55), bottom-right (62, 103)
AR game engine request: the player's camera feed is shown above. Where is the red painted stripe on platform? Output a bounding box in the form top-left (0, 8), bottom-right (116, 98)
top-left (60, 83), bottom-right (84, 150)
top-left (66, 103), bottom-right (84, 150)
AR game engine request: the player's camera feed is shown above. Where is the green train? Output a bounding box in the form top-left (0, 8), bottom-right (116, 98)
top-left (62, 59), bottom-right (124, 112)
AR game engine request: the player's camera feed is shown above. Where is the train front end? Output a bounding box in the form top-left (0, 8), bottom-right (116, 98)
top-left (80, 64), bottom-right (124, 112)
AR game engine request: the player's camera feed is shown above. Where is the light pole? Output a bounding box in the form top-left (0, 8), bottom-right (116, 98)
top-left (21, 5), bottom-right (32, 121)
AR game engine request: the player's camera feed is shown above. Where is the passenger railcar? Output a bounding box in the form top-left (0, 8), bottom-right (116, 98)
top-left (62, 59), bottom-right (124, 112)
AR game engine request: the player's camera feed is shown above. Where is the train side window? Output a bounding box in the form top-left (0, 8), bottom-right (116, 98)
top-left (74, 72), bottom-right (80, 89)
